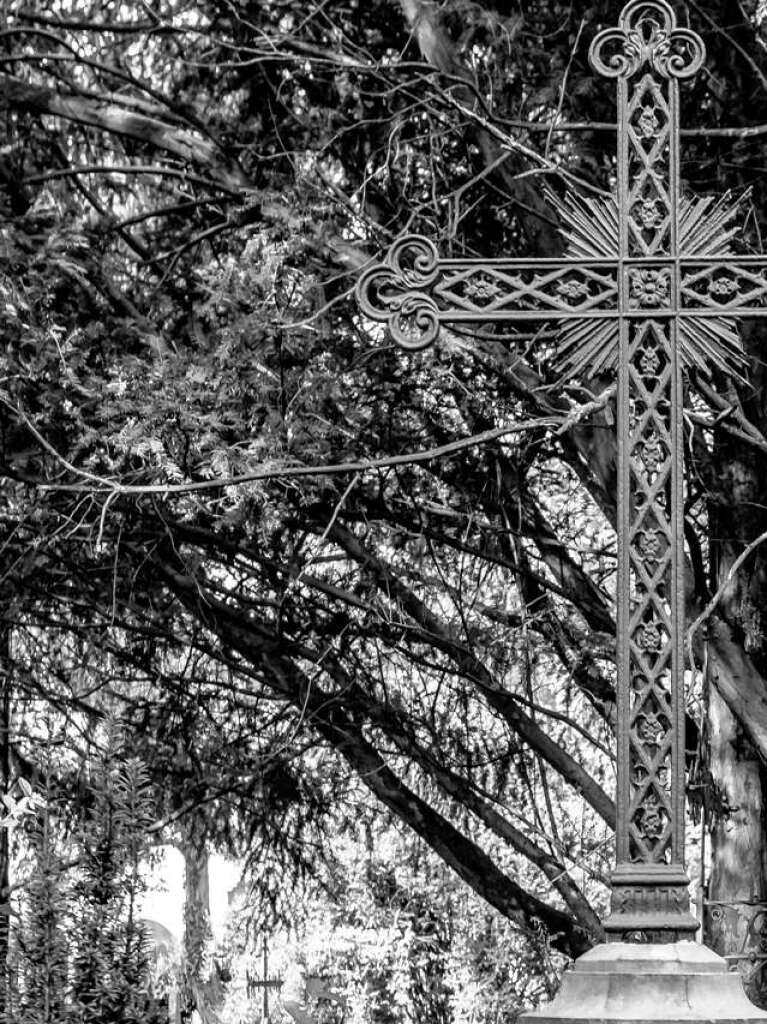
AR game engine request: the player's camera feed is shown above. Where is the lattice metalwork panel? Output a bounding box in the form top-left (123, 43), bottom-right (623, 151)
top-left (681, 261), bottom-right (767, 310)
top-left (436, 264), bottom-right (619, 315)
top-left (625, 74), bottom-right (673, 256)
top-left (355, 0), bottom-right (767, 936)
top-left (626, 320), bottom-right (677, 865)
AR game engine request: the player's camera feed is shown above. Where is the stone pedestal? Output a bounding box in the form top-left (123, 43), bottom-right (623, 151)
top-left (519, 942), bottom-right (767, 1023)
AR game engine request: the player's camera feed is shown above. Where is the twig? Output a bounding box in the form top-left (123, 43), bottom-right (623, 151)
top-left (24, 164), bottom-right (242, 195)
top-left (9, 388), bottom-right (611, 497)
top-left (24, 420), bottom-right (555, 496)
top-left (687, 0), bottom-right (767, 98)
top-left (286, 473), bottom-right (360, 595)
top-left (546, 19), bottom-right (586, 160)
top-left (14, 9), bottom-right (168, 33)
top-left (686, 528), bottom-right (767, 647)
top-left (440, 92), bottom-right (611, 199)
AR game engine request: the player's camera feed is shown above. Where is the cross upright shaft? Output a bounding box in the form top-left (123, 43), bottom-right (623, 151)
top-left (592, 0), bottom-right (702, 938)
top-left (356, 0), bottom-right (767, 941)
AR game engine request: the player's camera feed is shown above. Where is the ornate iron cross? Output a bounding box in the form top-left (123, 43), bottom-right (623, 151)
top-left (357, 0), bottom-right (767, 939)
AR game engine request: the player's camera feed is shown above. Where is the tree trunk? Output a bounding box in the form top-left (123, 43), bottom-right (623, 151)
top-left (0, 71), bottom-right (243, 187)
top-left (706, 687), bottom-right (767, 1008)
top-left (0, 629), bottom-right (10, 1020)
top-left (181, 839), bottom-right (213, 1022)
top-left (707, 415), bottom-right (767, 1009)
top-left (397, 0), bottom-right (561, 256)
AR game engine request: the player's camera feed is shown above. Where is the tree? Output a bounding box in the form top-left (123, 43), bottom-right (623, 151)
top-left (284, 810), bottom-right (561, 1024)
top-left (2, 0), bottom-right (767, 1009)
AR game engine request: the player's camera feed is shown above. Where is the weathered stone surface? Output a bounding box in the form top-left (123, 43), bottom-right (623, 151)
top-left (519, 942), bottom-right (767, 1023)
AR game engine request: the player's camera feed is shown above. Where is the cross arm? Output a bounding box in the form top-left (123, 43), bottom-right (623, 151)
top-left (356, 235), bottom-right (619, 350)
top-left (680, 256), bottom-right (767, 315)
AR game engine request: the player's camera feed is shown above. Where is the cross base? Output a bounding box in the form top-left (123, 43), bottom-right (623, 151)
top-left (603, 865), bottom-right (699, 939)
top-left (519, 943), bottom-right (767, 1023)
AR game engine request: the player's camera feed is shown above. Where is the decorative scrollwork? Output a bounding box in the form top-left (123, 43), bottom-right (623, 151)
top-left (589, 0), bottom-right (705, 81)
top-left (355, 235), bottom-right (440, 350)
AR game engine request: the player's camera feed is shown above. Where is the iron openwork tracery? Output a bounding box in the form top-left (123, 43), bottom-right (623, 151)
top-left (356, 0), bottom-right (767, 938)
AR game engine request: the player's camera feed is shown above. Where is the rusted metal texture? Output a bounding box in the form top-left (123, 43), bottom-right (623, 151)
top-left (356, 0), bottom-right (767, 940)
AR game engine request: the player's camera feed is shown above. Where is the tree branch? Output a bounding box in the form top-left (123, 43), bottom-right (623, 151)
top-left (325, 521), bottom-right (616, 827)
top-left (0, 72), bottom-right (243, 188)
top-left (153, 556), bottom-right (593, 955)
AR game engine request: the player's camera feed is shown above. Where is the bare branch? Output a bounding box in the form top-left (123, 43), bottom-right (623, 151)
top-left (0, 72), bottom-right (243, 187)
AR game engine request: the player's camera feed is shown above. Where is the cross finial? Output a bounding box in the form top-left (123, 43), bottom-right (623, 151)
top-left (590, 0), bottom-right (705, 80)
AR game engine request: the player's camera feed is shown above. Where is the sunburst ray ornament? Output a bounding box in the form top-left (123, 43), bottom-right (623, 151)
top-left (549, 188), bottom-right (750, 382)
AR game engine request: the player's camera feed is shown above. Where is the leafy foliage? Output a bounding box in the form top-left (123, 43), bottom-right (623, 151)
top-left (277, 820), bottom-right (562, 1024)
top-left (9, 736), bottom-right (164, 1023)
